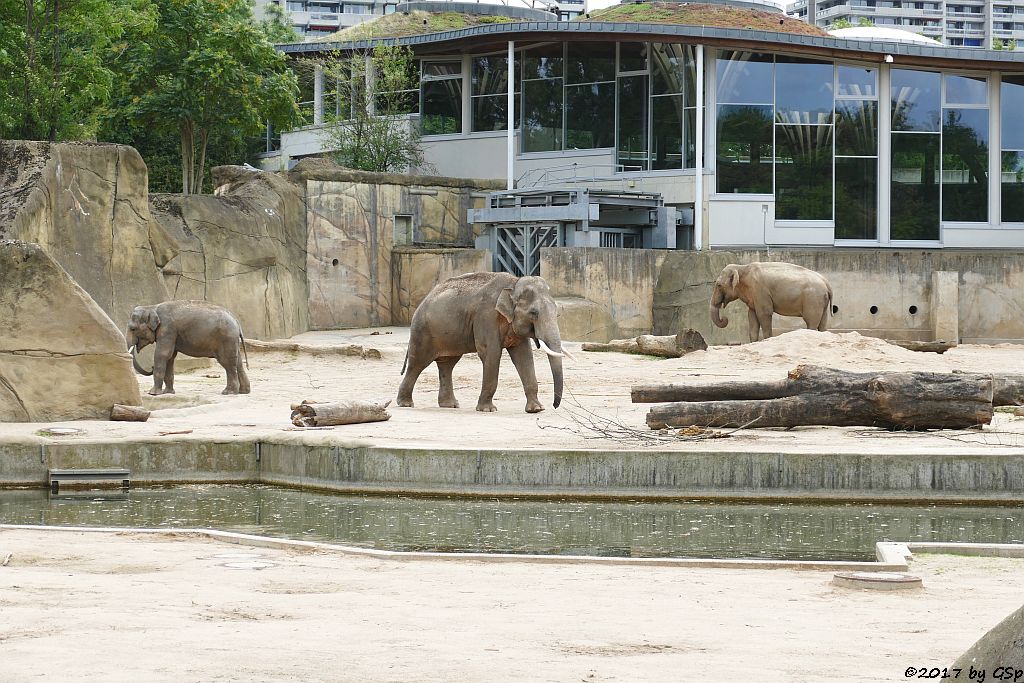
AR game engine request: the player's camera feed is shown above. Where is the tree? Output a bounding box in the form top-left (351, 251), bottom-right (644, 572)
top-left (314, 45), bottom-right (430, 174)
top-left (829, 18), bottom-right (853, 29)
top-left (0, 0), bottom-right (155, 141)
top-left (259, 1), bottom-right (301, 44)
top-left (108, 0), bottom-right (298, 194)
top-left (856, 17), bottom-right (874, 27)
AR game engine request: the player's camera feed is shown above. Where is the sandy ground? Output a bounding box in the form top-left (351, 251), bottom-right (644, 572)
top-left (4, 328), bottom-right (1024, 454)
top-left (0, 528), bottom-right (1020, 682)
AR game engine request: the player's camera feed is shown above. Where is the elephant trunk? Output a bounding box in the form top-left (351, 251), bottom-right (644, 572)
top-left (710, 288), bottom-right (729, 329)
top-left (130, 345), bottom-right (153, 376)
top-left (535, 321), bottom-right (565, 408)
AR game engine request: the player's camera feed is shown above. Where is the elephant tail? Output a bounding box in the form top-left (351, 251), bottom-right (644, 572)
top-left (240, 332), bottom-right (250, 370)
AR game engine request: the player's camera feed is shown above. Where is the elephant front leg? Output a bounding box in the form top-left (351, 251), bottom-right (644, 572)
top-left (746, 308), bottom-right (761, 343)
top-left (149, 345), bottom-right (175, 395)
top-left (436, 356), bottom-right (461, 408)
top-left (507, 342), bottom-right (543, 413)
top-left (163, 352), bottom-right (178, 394)
top-left (475, 342), bottom-right (502, 412)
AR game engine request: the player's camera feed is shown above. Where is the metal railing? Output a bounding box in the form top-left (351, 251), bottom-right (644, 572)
top-left (515, 161), bottom-right (646, 188)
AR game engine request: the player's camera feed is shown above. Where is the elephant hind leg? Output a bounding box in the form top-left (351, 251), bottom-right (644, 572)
top-left (237, 360), bottom-right (251, 394)
top-left (397, 347), bottom-right (434, 408)
top-left (436, 356), bottom-right (461, 408)
top-left (217, 348), bottom-right (243, 394)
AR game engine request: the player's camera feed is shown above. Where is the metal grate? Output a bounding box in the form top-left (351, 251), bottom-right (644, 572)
top-left (493, 223), bottom-right (561, 276)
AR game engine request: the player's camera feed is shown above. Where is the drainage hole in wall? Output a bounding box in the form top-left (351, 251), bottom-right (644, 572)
top-left (331, 258), bottom-right (339, 266)
top-left (832, 305), bottom-right (839, 315)
top-left (869, 305), bottom-right (878, 315)
top-left (909, 305), bottom-right (918, 315)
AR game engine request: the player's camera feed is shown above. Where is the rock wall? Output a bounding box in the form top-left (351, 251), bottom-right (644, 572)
top-left (299, 166), bottom-right (502, 329)
top-left (390, 247), bottom-right (492, 325)
top-left (0, 241), bottom-right (141, 421)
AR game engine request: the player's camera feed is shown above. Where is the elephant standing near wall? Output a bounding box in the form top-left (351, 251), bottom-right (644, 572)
top-left (126, 301), bottom-right (250, 395)
top-left (397, 272), bottom-right (574, 413)
top-left (709, 262), bottom-right (833, 343)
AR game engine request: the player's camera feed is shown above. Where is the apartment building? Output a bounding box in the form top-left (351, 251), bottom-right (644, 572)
top-left (787, 0), bottom-right (1024, 48)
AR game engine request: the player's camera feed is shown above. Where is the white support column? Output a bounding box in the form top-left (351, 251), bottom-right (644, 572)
top-left (695, 44), bottom-right (705, 251)
top-left (507, 40), bottom-right (515, 190)
top-left (990, 71), bottom-right (1001, 226)
top-left (313, 65), bottom-right (324, 125)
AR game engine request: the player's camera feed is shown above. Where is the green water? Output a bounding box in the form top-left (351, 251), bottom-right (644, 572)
top-left (0, 485), bottom-right (1020, 560)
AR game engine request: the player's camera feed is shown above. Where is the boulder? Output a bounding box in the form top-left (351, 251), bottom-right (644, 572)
top-left (951, 603), bottom-right (1024, 673)
top-left (0, 240), bottom-right (141, 422)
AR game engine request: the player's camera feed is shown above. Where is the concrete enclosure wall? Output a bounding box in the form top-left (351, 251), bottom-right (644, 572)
top-left (390, 248), bottom-right (492, 325)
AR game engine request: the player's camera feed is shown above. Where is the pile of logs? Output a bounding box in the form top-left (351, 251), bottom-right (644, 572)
top-left (632, 365), bottom-right (1024, 430)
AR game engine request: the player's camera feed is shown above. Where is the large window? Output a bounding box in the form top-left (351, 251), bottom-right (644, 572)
top-left (522, 44), bottom-right (563, 152)
top-left (835, 65), bottom-right (878, 239)
top-left (1002, 75), bottom-right (1024, 222)
top-left (891, 69), bottom-right (941, 240)
top-left (421, 61), bottom-right (462, 135)
top-left (472, 55), bottom-right (518, 132)
top-left (565, 42), bottom-right (615, 150)
top-left (716, 52), bottom-right (773, 193)
top-left (650, 44), bottom-right (697, 170)
top-left (942, 75), bottom-right (988, 222)
top-left (617, 43), bottom-right (649, 170)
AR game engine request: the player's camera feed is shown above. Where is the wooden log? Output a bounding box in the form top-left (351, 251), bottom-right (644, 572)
top-left (290, 399), bottom-right (392, 427)
top-left (992, 375), bottom-right (1024, 406)
top-left (888, 339), bottom-right (956, 353)
top-left (643, 365), bottom-right (993, 430)
top-left (582, 330), bottom-right (707, 358)
top-left (110, 404), bottom-right (151, 422)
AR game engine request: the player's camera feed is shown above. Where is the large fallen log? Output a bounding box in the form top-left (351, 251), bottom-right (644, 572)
top-left (634, 370), bottom-right (1024, 407)
top-left (640, 365), bottom-right (993, 430)
top-left (582, 330), bottom-right (707, 358)
top-left (110, 404), bottom-right (151, 422)
top-left (887, 339), bottom-right (956, 354)
top-left (290, 399), bottom-right (392, 427)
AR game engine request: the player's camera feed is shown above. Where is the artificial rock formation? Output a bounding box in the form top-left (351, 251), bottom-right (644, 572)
top-left (0, 241), bottom-right (142, 421)
top-left (951, 603), bottom-right (1024, 673)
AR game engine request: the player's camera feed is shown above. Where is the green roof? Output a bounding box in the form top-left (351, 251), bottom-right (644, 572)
top-left (578, 2), bottom-right (830, 37)
top-left (316, 10), bottom-right (515, 42)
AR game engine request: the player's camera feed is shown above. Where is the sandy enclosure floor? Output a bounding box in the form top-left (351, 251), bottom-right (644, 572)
top-left (0, 528), bottom-right (1020, 682)
top-left (4, 328), bottom-right (1024, 453)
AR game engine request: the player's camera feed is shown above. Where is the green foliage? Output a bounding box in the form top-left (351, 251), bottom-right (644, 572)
top-left (0, 0), bottom-right (156, 141)
top-left (325, 10), bottom-right (513, 41)
top-left (101, 0), bottom-right (298, 194)
top-left (994, 38), bottom-right (1005, 50)
top-left (314, 45), bottom-right (430, 174)
top-left (830, 18), bottom-right (854, 29)
top-left (260, 1), bottom-right (301, 44)
top-left (857, 17), bottom-right (874, 27)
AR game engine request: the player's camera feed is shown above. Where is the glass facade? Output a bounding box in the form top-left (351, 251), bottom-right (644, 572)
top-left (835, 68), bottom-right (878, 239)
top-left (1002, 76), bottom-right (1024, 222)
top-left (471, 55), bottom-right (519, 132)
top-left (421, 61), bottom-right (462, 135)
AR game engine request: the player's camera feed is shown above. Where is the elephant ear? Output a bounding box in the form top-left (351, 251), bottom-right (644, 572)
top-left (727, 266), bottom-right (741, 290)
top-left (495, 288), bottom-right (515, 323)
top-left (145, 309), bottom-right (160, 332)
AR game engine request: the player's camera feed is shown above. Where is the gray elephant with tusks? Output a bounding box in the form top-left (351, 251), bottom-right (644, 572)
top-left (397, 272), bottom-right (575, 413)
top-left (126, 301), bottom-right (250, 395)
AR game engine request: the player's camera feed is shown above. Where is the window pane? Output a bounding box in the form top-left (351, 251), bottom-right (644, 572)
top-left (837, 65), bottom-right (877, 99)
top-left (522, 78), bottom-right (562, 152)
top-left (473, 94), bottom-right (518, 132)
top-left (684, 107), bottom-right (696, 169)
top-left (618, 42), bottom-right (648, 73)
top-left (376, 89), bottom-right (418, 115)
top-left (524, 44), bottom-right (562, 80)
top-left (651, 95), bottom-right (682, 170)
top-left (945, 74), bottom-right (987, 105)
top-left (775, 124), bottom-right (833, 220)
top-left (423, 61), bottom-right (461, 78)
top-left (942, 107), bottom-right (989, 222)
top-left (891, 132), bottom-right (940, 240)
top-left (566, 41), bottom-right (615, 84)
top-left (775, 57), bottom-right (834, 124)
top-left (836, 100), bottom-right (878, 156)
top-left (472, 56), bottom-right (509, 96)
top-left (617, 75), bottom-right (648, 170)
top-left (891, 69), bottom-right (941, 132)
top-left (717, 51), bottom-right (773, 105)
top-left (565, 82), bottom-right (615, 149)
top-left (651, 43), bottom-right (689, 96)
top-left (1002, 151), bottom-right (1024, 222)
top-left (717, 104), bottom-right (773, 193)
top-left (1002, 76), bottom-right (1024, 150)
top-left (835, 157), bottom-right (878, 240)
top-left (421, 79), bottom-right (462, 135)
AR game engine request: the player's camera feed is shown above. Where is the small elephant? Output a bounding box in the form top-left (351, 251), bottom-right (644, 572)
top-left (397, 272), bottom-right (574, 413)
top-left (709, 262), bottom-right (833, 342)
top-left (126, 301), bottom-right (250, 395)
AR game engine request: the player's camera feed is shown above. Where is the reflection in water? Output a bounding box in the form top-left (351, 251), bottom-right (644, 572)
top-left (0, 485), bottom-right (1020, 561)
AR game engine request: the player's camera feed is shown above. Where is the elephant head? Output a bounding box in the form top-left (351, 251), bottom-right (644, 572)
top-left (126, 305), bottom-right (159, 376)
top-left (710, 264), bottom-right (742, 329)
top-left (496, 276), bottom-right (573, 408)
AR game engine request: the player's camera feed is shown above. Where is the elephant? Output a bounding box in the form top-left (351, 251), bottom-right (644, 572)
top-left (396, 272), bottom-right (575, 413)
top-left (709, 262), bottom-right (833, 343)
top-left (126, 300), bottom-right (250, 396)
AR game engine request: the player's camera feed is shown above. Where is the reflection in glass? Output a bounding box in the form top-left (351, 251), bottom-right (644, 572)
top-left (716, 51), bottom-right (773, 104)
top-left (522, 78), bottom-right (563, 152)
top-left (651, 43), bottom-right (693, 96)
top-left (472, 56), bottom-right (511, 96)
top-left (618, 42), bottom-right (648, 73)
top-left (421, 78), bottom-right (462, 135)
top-left (775, 124), bottom-right (833, 220)
top-left (1001, 75), bottom-right (1024, 150)
top-left (651, 95), bottom-right (683, 170)
top-left (523, 43), bottom-right (563, 80)
top-left (944, 74), bottom-right (987, 105)
top-left (837, 65), bottom-right (876, 99)
top-left (775, 57), bottom-right (834, 123)
top-left (835, 157), bottom-right (877, 240)
top-left (942, 108), bottom-right (989, 222)
top-left (618, 75), bottom-right (648, 169)
top-left (836, 100), bottom-right (878, 156)
top-left (473, 95), bottom-right (519, 132)
top-left (566, 41), bottom-right (615, 84)
top-left (423, 61), bottom-right (461, 78)
top-left (566, 82), bottom-right (615, 149)
top-left (891, 132), bottom-right (940, 240)
top-left (891, 69), bottom-right (941, 132)
top-left (717, 104), bottom-right (773, 193)
top-left (1002, 151), bottom-right (1024, 222)
top-left (684, 107), bottom-right (696, 169)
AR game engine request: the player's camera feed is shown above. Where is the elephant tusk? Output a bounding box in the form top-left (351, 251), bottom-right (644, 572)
top-left (537, 338), bottom-right (577, 362)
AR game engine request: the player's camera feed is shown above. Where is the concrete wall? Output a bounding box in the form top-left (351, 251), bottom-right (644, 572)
top-left (390, 247), bottom-right (492, 325)
top-left (298, 166), bottom-right (502, 329)
top-left (541, 247), bottom-right (668, 342)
